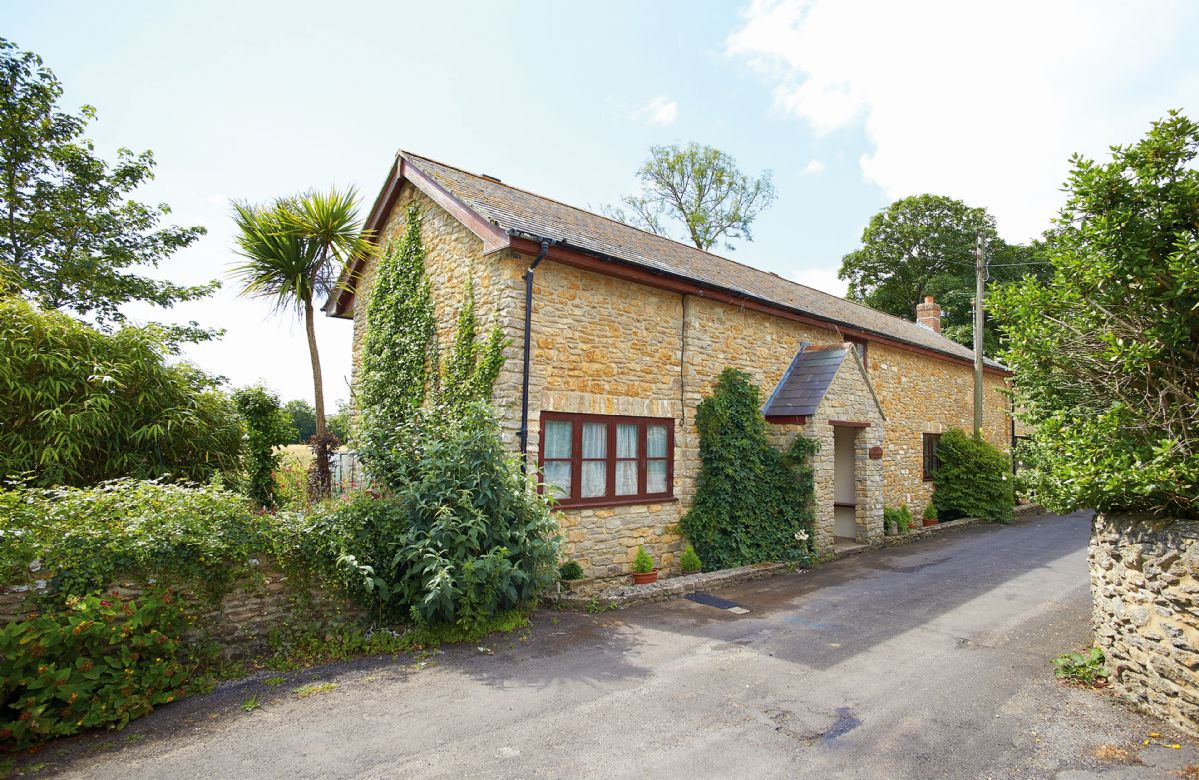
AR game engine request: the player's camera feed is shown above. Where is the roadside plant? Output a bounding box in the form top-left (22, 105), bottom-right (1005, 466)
top-left (0, 478), bottom-right (264, 599)
top-left (922, 502), bottom-right (937, 523)
top-left (232, 385), bottom-right (295, 509)
top-left (311, 403), bottom-right (560, 628)
top-left (680, 545), bottom-right (702, 573)
top-left (633, 546), bottom-right (655, 574)
top-left (681, 368), bottom-right (818, 570)
top-left (558, 560), bottom-right (584, 581)
top-left (931, 429), bottom-right (1013, 523)
top-left (1052, 646), bottom-right (1107, 687)
top-left (884, 505), bottom-right (913, 535)
top-left (992, 111), bottom-right (1199, 519)
top-left (240, 693), bottom-right (262, 713)
top-left (0, 589), bottom-right (213, 747)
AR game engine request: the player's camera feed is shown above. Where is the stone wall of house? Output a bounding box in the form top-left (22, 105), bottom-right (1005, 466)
top-left (345, 191), bottom-right (1014, 582)
top-left (866, 340), bottom-right (1010, 514)
top-left (1090, 513), bottom-right (1199, 737)
top-left (1, 560), bottom-right (358, 660)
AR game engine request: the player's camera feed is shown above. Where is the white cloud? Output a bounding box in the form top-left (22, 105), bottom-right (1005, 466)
top-left (800, 158), bottom-right (826, 176)
top-left (727, 0), bottom-right (1199, 242)
top-left (635, 96), bottom-right (679, 127)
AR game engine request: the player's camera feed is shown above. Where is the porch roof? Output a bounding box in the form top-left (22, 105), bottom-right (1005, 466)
top-left (762, 344), bottom-right (849, 419)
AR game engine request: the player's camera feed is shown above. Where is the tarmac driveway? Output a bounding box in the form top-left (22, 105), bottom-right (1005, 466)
top-left (33, 510), bottom-right (1198, 779)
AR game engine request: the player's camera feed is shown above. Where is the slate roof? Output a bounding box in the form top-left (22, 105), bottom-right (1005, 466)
top-left (761, 345), bottom-right (849, 418)
top-left (382, 152), bottom-right (1002, 369)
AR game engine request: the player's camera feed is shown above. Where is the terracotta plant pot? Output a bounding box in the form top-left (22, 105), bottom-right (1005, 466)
top-left (631, 570), bottom-right (659, 585)
top-left (923, 518), bottom-right (939, 527)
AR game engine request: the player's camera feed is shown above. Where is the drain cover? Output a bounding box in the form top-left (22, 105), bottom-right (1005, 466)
top-left (685, 592), bottom-right (749, 613)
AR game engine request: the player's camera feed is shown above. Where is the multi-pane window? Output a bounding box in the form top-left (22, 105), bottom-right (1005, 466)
top-left (539, 413), bottom-right (674, 507)
top-left (922, 433), bottom-right (941, 481)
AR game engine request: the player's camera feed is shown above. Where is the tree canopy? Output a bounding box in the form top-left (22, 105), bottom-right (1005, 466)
top-left (993, 111), bottom-right (1199, 519)
top-left (0, 38), bottom-right (214, 329)
top-left (0, 297), bottom-right (242, 487)
top-left (283, 399), bottom-right (317, 443)
top-left (838, 194), bottom-right (1046, 354)
top-left (605, 142), bottom-right (776, 251)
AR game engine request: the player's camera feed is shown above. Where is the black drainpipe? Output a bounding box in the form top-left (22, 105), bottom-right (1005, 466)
top-left (519, 238), bottom-right (552, 471)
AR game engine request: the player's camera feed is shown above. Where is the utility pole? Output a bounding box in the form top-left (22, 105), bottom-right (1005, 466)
top-left (973, 234), bottom-right (985, 437)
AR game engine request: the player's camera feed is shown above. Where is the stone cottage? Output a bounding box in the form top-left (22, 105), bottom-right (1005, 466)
top-left (328, 151), bottom-right (1012, 580)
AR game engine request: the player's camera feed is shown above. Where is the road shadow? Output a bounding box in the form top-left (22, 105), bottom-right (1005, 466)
top-left (614, 511), bottom-right (1093, 672)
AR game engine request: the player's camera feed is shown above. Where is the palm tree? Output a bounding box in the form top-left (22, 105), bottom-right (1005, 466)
top-left (229, 187), bottom-right (372, 438)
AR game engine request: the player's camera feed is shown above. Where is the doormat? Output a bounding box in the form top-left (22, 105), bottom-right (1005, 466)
top-left (685, 592), bottom-right (750, 614)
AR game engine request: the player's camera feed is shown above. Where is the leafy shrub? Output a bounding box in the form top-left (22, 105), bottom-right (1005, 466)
top-left (922, 502), bottom-right (938, 522)
top-left (680, 545), bottom-right (702, 573)
top-left (0, 479), bottom-right (265, 598)
top-left (1052, 646), bottom-right (1107, 686)
top-left (0, 590), bottom-right (213, 747)
top-left (883, 505), bottom-right (912, 534)
top-left (317, 404), bottom-right (559, 628)
top-left (680, 369), bottom-right (818, 570)
top-left (932, 429), bottom-right (1014, 523)
top-left (273, 447), bottom-right (312, 511)
top-left (0, 297), bottom-right (243, 487)
top-left (232, 385), bottom-right (295, 509)
top-left (992, 112), bottom-right (1199, 519)
top-left (633, 546), bottom-right (655, 574)
top-left (558, 561), bottom-right (584, 581)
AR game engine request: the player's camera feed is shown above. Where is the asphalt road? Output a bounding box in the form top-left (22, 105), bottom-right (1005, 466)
top-left (34, 510), bottom-right (1198, 779)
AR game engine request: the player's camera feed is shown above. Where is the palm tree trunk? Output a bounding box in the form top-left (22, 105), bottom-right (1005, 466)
top-left (305, 298), bottom-right (327, 437)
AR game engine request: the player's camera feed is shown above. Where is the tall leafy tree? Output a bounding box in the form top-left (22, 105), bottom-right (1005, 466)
top-left (0, 38), bottom-right (214, 328)
top-left (605, 142), bottom-right (776, 251)
top-left (993, 111), bottom-right (1199, 519)
top-left (283, 399), bottom-right (317, 443)
top-left (229, 188), bottom-right (371, 438)
top-left (838, 194), bottom-right (1047, 354)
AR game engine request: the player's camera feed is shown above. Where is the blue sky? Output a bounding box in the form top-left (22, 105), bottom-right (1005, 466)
top-left (7, 0), bottom-right (1196, 411)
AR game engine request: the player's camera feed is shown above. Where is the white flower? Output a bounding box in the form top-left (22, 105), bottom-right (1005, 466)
top-left (28, 558), bottom-right (41, 573)
top-left (793, 530), bottom-right (810, 542)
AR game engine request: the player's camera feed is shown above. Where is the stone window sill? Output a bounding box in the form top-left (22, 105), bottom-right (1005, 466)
top-left (554, 496), bottom-right (678, 511)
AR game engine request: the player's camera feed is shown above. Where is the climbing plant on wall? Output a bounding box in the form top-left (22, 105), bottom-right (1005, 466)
top-left (680, 368), bottom-right (818, 570)
top-left (357, 202), bottom-right (508, 488)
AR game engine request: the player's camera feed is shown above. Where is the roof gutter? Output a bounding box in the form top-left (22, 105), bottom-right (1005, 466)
top-left (507, 233), bottom-right (1009, 376)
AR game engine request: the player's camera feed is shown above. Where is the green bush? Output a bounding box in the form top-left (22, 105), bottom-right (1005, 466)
top-left (680, 369), bottom-right (818, 570)
top-left (931, 429), bottom-right (1014, 523)
top-left (0, 590), bottom-right (213, 747)
top-left (558, 561), bottom-right (584, 581)
top-left (633, 546), bottom-right (655, 574)
top-left (232, 385), bottom-right (296, 509)
top-left (680, 545), bottom-right (702, 573)
top-left (318, 403), bottom-right (560, 628)
top-left (1052, 646), bottom-right (1107, 686)
top-left (992, 112), bottom-right (1199, 519)
top-left (922, 502), bottom-right (938, 522)
top-left (883, 505), bottom-right (912, 534)
top-left (0, 297), bottom-right (243, 487)
top-left (0, 479), bottom-right (266, 599)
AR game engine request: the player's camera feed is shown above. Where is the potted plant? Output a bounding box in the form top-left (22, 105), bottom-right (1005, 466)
top-left (922, 502), bottom-right (939, 527)
top-left (631, 545), bottom-right (658, 584)
top-left (680, 545), bottom-right (702, 574)
top-left (897, 505), bottom-right (911, 535)
top-left (883, 507), bottom-right (899, 536)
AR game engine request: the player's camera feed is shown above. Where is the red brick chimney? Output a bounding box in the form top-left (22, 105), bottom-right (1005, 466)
top-left (916, 295), bottom-right (942, 333)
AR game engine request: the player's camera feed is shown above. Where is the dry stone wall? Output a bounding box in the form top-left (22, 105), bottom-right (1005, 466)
top-left (1090, 513), bottom-right (1199, 736)
top-left (1, 560), bottom-right (358, 660)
